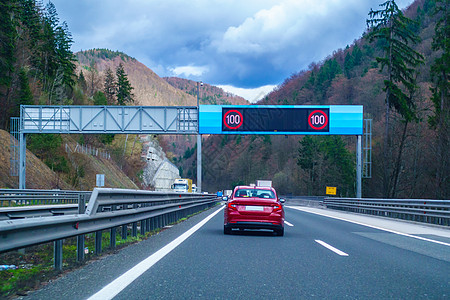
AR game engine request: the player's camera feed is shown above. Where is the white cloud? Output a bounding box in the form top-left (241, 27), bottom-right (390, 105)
top-left (169, 65), bottom-right (209, 77)
top-left (52, 0), bottom-right (416, 89)
top-left (213, 0), bottom-right (365, 56)
top-left (217, 85), bottom-right (276, 103)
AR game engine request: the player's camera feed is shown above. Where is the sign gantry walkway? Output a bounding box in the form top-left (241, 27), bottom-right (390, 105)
top-left (14, 105), bottom-right (366, 197)
top-left (21, 106), bottom-right (198, 134)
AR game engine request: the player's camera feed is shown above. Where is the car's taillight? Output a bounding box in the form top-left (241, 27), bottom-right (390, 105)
top-left (273, 204), bottom-right (282, 212)
top-left (228, 202), bottom-right (238, 210)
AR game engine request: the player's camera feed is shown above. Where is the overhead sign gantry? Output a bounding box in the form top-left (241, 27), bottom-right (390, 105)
top-left (15, 104), bottom-right (364, 196)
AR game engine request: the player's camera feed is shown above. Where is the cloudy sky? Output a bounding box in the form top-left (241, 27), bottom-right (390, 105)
top-left (51, 0), bottom-right (413, 102)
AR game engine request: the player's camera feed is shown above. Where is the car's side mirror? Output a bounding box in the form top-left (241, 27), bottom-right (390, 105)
top-left (279, 198), bottom-right (286, 204)
top-left (222, 196), bottom-right (228, 201)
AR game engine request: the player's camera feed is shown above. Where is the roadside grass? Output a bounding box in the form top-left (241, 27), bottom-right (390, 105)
top-left (0, 206), bottom-right (215, 298)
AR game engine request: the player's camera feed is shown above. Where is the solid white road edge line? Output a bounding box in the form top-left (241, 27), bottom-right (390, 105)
top-left (288, 206), bottom-right (450, 247)
top-left (87, 206), bottom-right (224, 300)
top-left (284, 221), bottom-right (294, 227)
top-left (315, 240), bottom-right (349, 256)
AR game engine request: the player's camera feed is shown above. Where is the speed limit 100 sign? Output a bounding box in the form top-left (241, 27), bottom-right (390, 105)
top-left (223, 110), bottom-right (243, 130)
top-left (221, 107), bottom-right (329, 133)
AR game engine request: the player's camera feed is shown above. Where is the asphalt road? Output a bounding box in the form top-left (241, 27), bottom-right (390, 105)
top-left (24, 205), bottom-right (450, 299)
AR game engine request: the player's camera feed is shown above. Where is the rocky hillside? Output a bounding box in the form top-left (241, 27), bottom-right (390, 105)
top-left (0, 129), bottom-right (138, 190)
top-left (0, 130), bottom-right (72, 190)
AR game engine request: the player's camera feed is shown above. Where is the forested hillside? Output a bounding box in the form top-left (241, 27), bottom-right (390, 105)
top-left (75, 49), bottom-right (197, 106)
top-left (0, 1), bottom-right (145, 189)
top-left (182, 0), bottom-right (448, 199)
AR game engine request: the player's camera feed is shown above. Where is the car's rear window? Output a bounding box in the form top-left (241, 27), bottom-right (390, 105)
top-left (234, 189), bottom-right (275, 199)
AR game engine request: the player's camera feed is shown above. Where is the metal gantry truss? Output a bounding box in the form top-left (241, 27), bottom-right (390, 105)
top-left (21, 105), bottom-right (198, 134)
top-left (14, 105), bottom-right (199, 189)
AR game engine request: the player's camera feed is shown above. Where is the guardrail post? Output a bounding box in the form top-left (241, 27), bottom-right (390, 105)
top-left (77, 193), bottom-right (87, 262)
top-left (110, 227), bottom-right (116, 248)
top-left (140, 220), bottom-right (146, 235)
top-left (150, 217), bottom-right (155, 231)
top-left (77, 235), bottom-right (85, 262)
top-left (122, 224), bottom-right (127, 240)
top-left (95, 230), bottom-right (102, 254)
top-left (132, 222), bottom-right (138, 237)
top-left (54, 239), bottom-right (63, 271)
top-left (146, 218), bottom-right (151, 232)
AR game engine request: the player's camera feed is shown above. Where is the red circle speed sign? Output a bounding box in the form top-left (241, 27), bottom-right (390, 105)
top-left (308, 110), bottom-right (328, 130)
top-left (223, 110), bottom-right (243, 130)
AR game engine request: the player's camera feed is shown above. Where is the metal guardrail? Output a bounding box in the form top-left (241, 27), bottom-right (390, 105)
top-left (0, 188), bottom-right (219, 270)
top-left (284, 196), bottom-right (325, 207)
top-left (0, 189), bottom-right (91, 206)
top-left (0, 204), bottom-right (79, 221)
top-left (324, 197), bottom-right (450, 226)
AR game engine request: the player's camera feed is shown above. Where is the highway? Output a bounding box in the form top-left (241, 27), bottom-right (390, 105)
top-left (23, 204), bottom-right (450, 299)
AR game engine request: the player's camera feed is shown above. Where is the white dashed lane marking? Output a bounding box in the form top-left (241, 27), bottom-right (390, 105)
top-left (284, 221), bottom-right (294, 227)
top-left (315, 240), bottom-right (349, 256)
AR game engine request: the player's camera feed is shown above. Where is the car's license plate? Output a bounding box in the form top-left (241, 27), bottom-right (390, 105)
top-left (245, 206), bottom-right (264, 211)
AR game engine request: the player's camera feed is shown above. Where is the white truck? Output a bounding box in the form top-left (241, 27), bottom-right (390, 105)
top-left (172, 178), bottom-right (193, 193)
top-left (256, 180), bottom-right (272, 187)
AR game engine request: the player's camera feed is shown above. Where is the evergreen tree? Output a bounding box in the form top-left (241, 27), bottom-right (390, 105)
top-left (352, 44), bottom-right (363, 65)
top-left (297, 136), bottom-right (355, 196)
top-left (55, 21), bottom-right (76, 90)
top-left (93, 91), bottom-right (107, 105)
top-left (115, 63), bottom-right (134, 105)
top-left (297, 136), bottom-right (322, 195)
top-left (20, 0), bottom-right (43, 55)
top-left (429, 0), bottom-right (449, 198)
top-left (8, 67), bottom-right (34, 118)
top-left (344, 52), bottom-right (355, 78)
top-left (41, 1), bottom-right (59, 96)
top-left (78, 70), bottom-right (87, 93)
top-left (103, 67), bottom-right (116, 105)
top-left (366, 0), bottom-right (424, 197)
top-left (18, 68), bottom-right (34, 105)
top-left (0, 0), bottom-right (18, 128)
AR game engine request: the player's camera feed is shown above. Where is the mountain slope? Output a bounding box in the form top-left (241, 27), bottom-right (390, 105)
top-left (76, 50), bottom-right (197, 106)
top-left (0, 129), bottom-right (138, 190)
top-left (164, 77), bottom-right (249, 105)
top-left (188, 0), bottom-right (447, 198)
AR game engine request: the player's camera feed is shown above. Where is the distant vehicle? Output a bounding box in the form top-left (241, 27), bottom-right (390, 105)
top-left (192, 184), bottom-right (197, 193)
top-left (172, 178), bottom-right (192, 193)
top-left (224, 185), bottom-right (285, 236)
top-left (256, 180), bottom-right (272, 187)
top-left (222, 189), bottom-right (232, 201)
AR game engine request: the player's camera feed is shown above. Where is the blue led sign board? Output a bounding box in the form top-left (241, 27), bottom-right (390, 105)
top-left (222, 107), bottom-right (329, 132)
top-left (199, 105), bottom-right (363, 135)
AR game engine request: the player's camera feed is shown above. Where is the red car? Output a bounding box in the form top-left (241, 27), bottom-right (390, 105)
top-left (224, 186), bottom-right (285, 236)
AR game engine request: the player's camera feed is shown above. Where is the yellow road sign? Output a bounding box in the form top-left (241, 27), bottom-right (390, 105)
top-left (326, 186), bottom-right (337, 195)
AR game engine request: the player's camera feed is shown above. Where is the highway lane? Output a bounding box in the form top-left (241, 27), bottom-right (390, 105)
top-left (109, 206), bottom-right (449, 299)
top-left (24, 204), bottom-right (449, 299)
